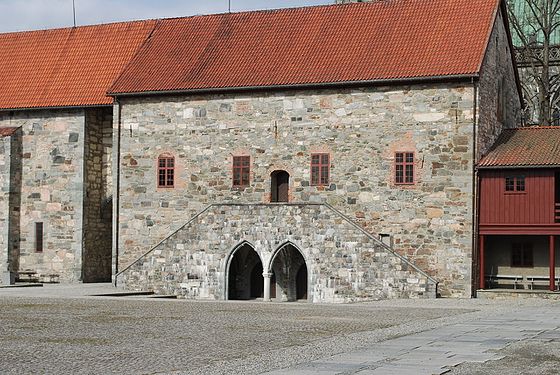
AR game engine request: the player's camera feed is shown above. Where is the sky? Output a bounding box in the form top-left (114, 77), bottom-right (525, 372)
top-left (0, 0), bottom-right (334, 33)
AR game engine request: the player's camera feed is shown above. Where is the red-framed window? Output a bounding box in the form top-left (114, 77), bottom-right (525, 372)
top-left (311, 153), bottom-right (330, 186)
top-left (35, 222), bottom-right (43, 253)
top-left (395, 152), bottom-right (414, 184)
top-left (232, 156), bottom-right (250, 187)
top-left (511, 243), bottom-right (533, 267)
top-left (505, 176), bottom-right (525, 192)
top-left (158, 155), bottom-right (175, 188)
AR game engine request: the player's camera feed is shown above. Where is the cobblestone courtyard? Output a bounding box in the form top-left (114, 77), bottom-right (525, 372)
top-left (0, 285), bottom-right (559, 374)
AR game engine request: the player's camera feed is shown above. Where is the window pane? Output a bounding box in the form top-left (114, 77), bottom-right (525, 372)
top-left (311, 166), bottom-right (319, 185)
top-left (395, 165), bottom-right (403, 183)
top-left (516, 177), bottom-right (525, 191)
top-left (167, 170), bottom-right (174, 186)
top-left (166, 158), bottom-right (174, 168)
top-left (321, 166), bottom-right (329, 184)
top-left (505, 177), bottom-right (514, 191)
top-left (311, 154), bottom-right (320, 165)
top-left (405, 153), bottom-right (414, 163)
top-left (242, 171), bottom-right (250, 185)
top-left (395, 153), bottom-right (403, 163)
top-left (159, 158), bottom-right (166, 167)
top-left (405, 164), bottom-right (414, 183)
top-left (321, 154), bottom-right (329, 165)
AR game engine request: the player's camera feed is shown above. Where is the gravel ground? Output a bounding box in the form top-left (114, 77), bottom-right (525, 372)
top-left (0, 295), bottom-right (469, 375)
top-left (0, 287), bottom-right (558, 375)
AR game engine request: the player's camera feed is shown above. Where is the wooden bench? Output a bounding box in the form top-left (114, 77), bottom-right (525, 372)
top-left (40, 274), bottom-right (60, 284)
top-left (526, 276), bottom-right (560, 290)
top-left (527, 275), bottom-right (550, 290)
top-left (488, 274), bottom-right (523, 289)
top-left (16, 270), bottom-right (39, 283)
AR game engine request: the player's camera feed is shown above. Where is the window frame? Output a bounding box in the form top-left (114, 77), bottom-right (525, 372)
top-left (157, 155), bottom-right (175, 188)
top-left (511, 243), bottom-right (533, 268)
top-left (35, 222), bottom-right (43, 253)
top-left (232, 155), bottom-right (251, 187)
top-left (310, 153), bottom-right (330, 186)
top-left (394, 151), bottom-right (415, 185)
top-left (505, 175), bottom-right (525, 193)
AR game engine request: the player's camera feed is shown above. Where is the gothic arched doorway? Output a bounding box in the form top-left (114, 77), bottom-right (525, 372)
top-left (271, 170), bottom-right (289, 202)
top-left (227, 244), bottom-right (264, 300)
top-left (270, 243), bottom-right (308, 301)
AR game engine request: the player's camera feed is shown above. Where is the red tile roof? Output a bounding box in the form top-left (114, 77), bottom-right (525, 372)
top-left (0, 127), bottom-right (19, 137)
top-left (0, 21), bottom-right (156, 110)
top-left (109, 0), bottom-right (500, 95)
top-left (478, 127), bottom-right (560, 168)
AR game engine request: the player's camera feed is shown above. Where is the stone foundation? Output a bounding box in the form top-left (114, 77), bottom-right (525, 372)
top-left (118, 203), bottom-right (438, 302)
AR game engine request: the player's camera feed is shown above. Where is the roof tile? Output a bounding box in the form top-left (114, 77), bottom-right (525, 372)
top-left (0, 127), bottom-right (19, 137)
top-left (109, 0), bottom-right (500, 95)
top-left (0, 20), bottom-right (156, 110)
top-left (478, 127), bottom-right (560, 168)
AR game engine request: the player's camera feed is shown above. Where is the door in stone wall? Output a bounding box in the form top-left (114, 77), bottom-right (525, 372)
top-left (270, 244), bottom-right (307, 301)
top-left (227, 244), bottom-right (264, 300)
top-left (271, 170), bottom-right (289, 202)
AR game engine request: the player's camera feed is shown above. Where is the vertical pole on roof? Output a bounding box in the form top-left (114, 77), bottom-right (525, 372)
top-left (72, 0), bottom-right (76, 27)
top-left (549, 235), bottom-right (555, 291)
top-left (228, 0), bottom-right (231, 13)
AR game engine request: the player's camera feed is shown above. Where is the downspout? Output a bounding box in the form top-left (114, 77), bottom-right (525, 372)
top-left (113, 99), bottom-right (122, 286)
top-left (471, 78), bottom-right (479, 298)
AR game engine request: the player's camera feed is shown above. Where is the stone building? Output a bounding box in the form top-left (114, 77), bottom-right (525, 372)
top-left (0, 0), bottom-right (523, 301)
top-left (0, 21), bottom-right (156, 283)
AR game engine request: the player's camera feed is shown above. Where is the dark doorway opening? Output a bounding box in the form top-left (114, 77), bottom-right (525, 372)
top-left (271, 170), bottom-right (289, 202)
top-left (250, 262), bottom-right (264, 298)
top-left (270, 244), bottom-right (308, 301)
top-left (296, 264), bottom-right (308, 300)
top-left (228, 244), bottom-right (264, 300)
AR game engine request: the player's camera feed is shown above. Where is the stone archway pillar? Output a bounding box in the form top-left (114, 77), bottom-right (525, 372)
top-left (263, 272), bottom-right (272, 302)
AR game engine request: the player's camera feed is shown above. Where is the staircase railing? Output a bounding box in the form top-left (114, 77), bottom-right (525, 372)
top-left (115, 202), bottom-right (438, 287)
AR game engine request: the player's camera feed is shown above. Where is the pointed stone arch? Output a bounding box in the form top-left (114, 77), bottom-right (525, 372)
top-left (224, 241), bottom-right (264, 300)
top-left (267, 241), bottom-right (309, 302)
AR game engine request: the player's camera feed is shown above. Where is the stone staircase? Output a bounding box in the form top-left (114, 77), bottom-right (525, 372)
top-left (116, 203), bottom-right (438, 302)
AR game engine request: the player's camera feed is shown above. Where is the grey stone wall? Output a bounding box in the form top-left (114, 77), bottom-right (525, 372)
top-left (118, 204), bottom-right (437, 302)
top-left (0, 129), bottom-right (23, 285)
top-left (0, 110), bottom-right (86, 282)
top-left (0, 137), bottom-right (8, 278)
top-left (83, 108), bottom-right (113, 282)
top-left (115, 81), bottom-right (476, 297)
top-left (477, 7), bottom-right (523, 159)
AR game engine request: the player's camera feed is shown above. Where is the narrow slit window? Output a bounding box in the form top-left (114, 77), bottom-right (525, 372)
top-left (232, 156), bottom-right (250, 187)
top-left (158, 155), bottom-right (175, 188)
top-left (311, 153), bottom-right (330, 186)
top-left (395, 152), bottom-right (414, 184)
top-left (35, 222), bottom-right (43, 253)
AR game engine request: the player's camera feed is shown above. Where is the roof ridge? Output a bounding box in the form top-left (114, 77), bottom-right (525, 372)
top-left (0, 1), bottom-right (380, 36)
top-left (0, 18), bottom-right (157, 36)
top-left (508, 126), bottom-right (560, 130)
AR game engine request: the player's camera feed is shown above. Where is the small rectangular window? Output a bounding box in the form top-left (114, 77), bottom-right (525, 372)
top-left (233, 156), bottom-right (250, 187)
top-left (395, 152), bottom-right (414, 184)
top-left (311, 153), bottom-right (330, 186)
top-left (35, 222), bottom-right (43, 253)
top-left (157, 156), bottom-right (175, 188)
top-left (505, 176), bottom-right (525, 192)
top-left (511, 243), bottom-right (533, 267)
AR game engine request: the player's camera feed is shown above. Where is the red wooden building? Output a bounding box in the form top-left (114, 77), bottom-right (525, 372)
top-left (478, 127), bottom-right (560, 291)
